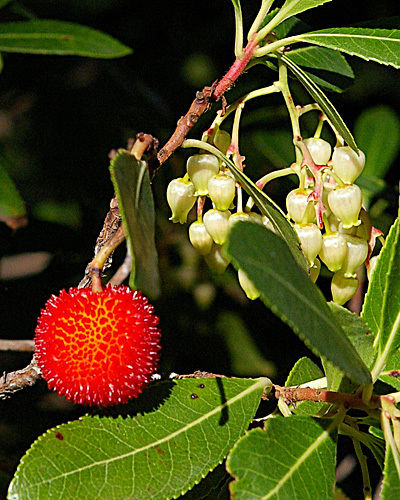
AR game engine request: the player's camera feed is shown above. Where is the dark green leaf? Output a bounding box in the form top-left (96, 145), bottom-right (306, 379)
top-left (381, 442), bottom-right (400, 500)
top-left (362, 217), bottom-right (400, 375)
top-left (227, 416), bottom-right (337, 500)
top-left (227, 221), bottom-right (371, 385)
top-left (282, 54), bottom-right (358, 151)
top-left (110, 151), bottom-right (160, 299)
top-left (0, 20), bottom-right (132, 58)
top-left (323, 303), bottom-right (374, 392)
top-left (285, 357), bottom-right (325, 415)
top-left (296, 28), bottom-right (400, 69)
top-left (0, 161), bottom-right (26, 222)
top-left (0, 0), bottom-right (13, 8)
top-left (262, 0), bottom-right (333, 34)
top-left (8, 377), bottom-right (269, 500)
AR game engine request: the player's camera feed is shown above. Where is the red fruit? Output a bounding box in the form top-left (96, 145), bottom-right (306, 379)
top-left (34, 285), bottom-right (161, 406)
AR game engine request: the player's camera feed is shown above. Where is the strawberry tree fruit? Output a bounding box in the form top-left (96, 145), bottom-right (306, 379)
top-left (208, 172), bottom-right (236, 211)
top-left (167, 177), bottom-right (196, 224)
top-left (327, 184), bottom-right (363, 229)
top-left (294, 223), bottom-right (323, 266)
top-left (189, 221), bottom-right (214, 255)
top-left (286, 188), bottom-right (315, 224)
top-left (331, 272), bottom-right (359, 305)
top-left (203, 208), bottom-right (231, 245)
top-left (319, 232), bottom-right (347, 272)
top-left (34, 286), bottom-right (161, 406)
top-left (186, 153), bottom-right (220, 195)
top-left (238, 268), bottom-right (260, 300)
top-left (331, 146), bottom-right (365, 184)
top-left (303, 137), bottom-right (332, 165)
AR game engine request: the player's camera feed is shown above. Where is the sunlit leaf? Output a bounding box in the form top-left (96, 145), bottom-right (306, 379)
top-left (8, 377), bottom-right (269, 500)
top-left (110, 150), bottom-right (160, 299)
top-left (227, 415), bottom-right (337, 500)
top-left (261, 0), bottom-right (332, 34)
top-left (362, 217), bottom-right (400, 378)
top-left (285, 357), bottom-right (324, 416)
top-left (381, 436), bottom-right (400, 500)
top-left (296, 28), bottom-right (400, 69)
top-left (0, 20), bottom-right (132, 58)
top-left (227, 221), bottom-right (371, 385)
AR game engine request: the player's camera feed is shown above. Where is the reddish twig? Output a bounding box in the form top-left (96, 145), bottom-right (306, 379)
top-left (274, 385), bottom-right (381, 411)
top-left (157, 36), bottom-right (259, 165)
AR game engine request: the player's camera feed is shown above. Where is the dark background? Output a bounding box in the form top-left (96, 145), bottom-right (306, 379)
top-left (0, 0), bottom-right (398, 498)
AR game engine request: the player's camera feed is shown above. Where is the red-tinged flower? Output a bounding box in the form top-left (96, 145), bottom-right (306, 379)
top-left (34, 285), bottom-right (161, 406)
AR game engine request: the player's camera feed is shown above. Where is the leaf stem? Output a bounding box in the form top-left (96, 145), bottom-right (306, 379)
top-left (233, 1), bottom-right (244, 57)
top-left (247, 0), bottom-right (275, 40)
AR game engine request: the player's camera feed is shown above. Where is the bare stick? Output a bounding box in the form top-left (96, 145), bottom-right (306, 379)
top-left (0, 358), bottom-right (41, 400)
top-left (0, 340), bottom-right (35, 352)
top-left (157, 36), bottom-right (259, 165)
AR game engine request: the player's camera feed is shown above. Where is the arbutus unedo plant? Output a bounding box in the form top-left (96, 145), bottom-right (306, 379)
top-left (1, 1), bottom-right (400, 500)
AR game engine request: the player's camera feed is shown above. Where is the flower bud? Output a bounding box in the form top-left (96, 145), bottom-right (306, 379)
top-left (310, 258), bottom-right (321, 283)
top-left (332, 146), bottom-right (365, 184)
top-left (331, 272), bottom-right (359, 305)
top-left (303, 138), bottom-right (332, 165)
top-left (319, 232), bottom-right (347, 272)
top-left (340, 235), bottom-right (368, 278)
top-left (294, 223), bottom-right (323, 266)
top-left (167, 178), bottom-right (196, 224)
top-left (203, 209), bottom-right (231, 245)
top-left (187, 154), bottom-right (220, 195)
top-left (286, 189), bottom-right (315, 224)
top-left (213, 129), bottom-right (231, 154)
top-left (208, 173), bottom-right (236, 211)
top-left (327, 184), bottom-right (362, 229)
top-left (188, 221), bottom-right (214, 255)
top-left (238, 268), bottom-right (260, 300)
top-left (228, 212), bottom-right (250, 230)
top-left (204, 244), bottom-right (230, 274)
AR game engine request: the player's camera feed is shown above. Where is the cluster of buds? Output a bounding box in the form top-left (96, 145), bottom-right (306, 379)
top-left (167, 129), bottom-right (271, 300)
top-left (288, 137), bottom-right (380, 305)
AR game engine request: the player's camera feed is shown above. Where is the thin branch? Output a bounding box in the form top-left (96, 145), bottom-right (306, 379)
top-left (157, 36), bottom-right (259, 165)
top-left (0, 340), bottom-right (35, 352)
top-left (0, 358), bottom-right (41, 400)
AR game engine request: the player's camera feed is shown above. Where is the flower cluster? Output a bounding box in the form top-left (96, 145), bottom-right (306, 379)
top-left (167, 130), bottom-right (380, 306)
top-left (287, 138), bottom-right (380, 305)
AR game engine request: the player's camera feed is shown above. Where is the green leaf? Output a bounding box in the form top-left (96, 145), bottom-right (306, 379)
top-left (285, 46), bottom-right (354, 92)
top-left (285, 357), bottom-right (325, 416)
top-left (296, 28), bottom-right (400, 69)
top-left (362, 217), bottom-right (400, 377)
top-left (323, 303), bottom-right (374, 392)
top-left (110, 150), bottom-right (160, 299)
top-left (0, 0), bottom-right (13, 8)
top-left (0, 20), bottom-right (132, 58)
top-left (0, 161), bottom-right (26, 222)
top-left (8, 377), bottom-right (269, 500)
top-left (355, 106), bottom-right (400, 204)
top-left (227, 415), bottom-right (337, 500)
top-left (281, 54), bottom-right (358, 151)
top-left (221, 152), bottom-right (308, 273)
top-left (381, 441), bottom-right (400, 500)
top-left (262, 0), bottom-right (332, 34)
top-left (226, 221), bottom-right (371, 385)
